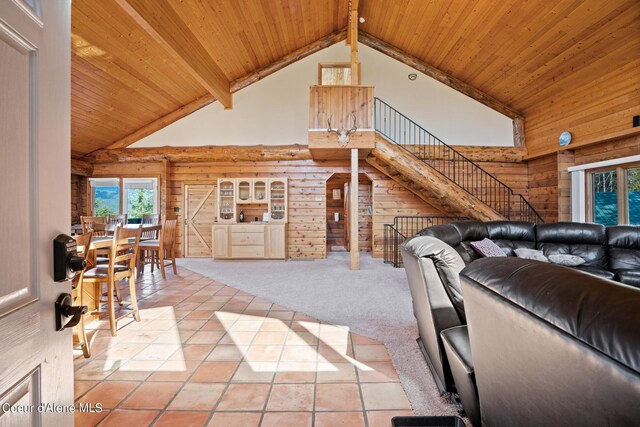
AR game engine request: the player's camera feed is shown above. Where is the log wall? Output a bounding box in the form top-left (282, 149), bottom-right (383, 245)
top-left (71, 174), bottom-right (88, 225)
top-left (90, 159), bottom-right (454, 259)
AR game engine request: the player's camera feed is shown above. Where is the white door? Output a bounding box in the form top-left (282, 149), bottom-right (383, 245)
top-left (0, 1), bottom-right (72, 426)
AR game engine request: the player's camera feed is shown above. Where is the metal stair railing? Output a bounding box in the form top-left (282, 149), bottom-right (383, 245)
top-left (383, 216), bottom-right (466, 267)
top-left (374, 98), bottom-right (543, 223)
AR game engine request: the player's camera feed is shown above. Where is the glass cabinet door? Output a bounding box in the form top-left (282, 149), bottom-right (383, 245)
top-left (269, 179), bottom-right (287, 223)
top-left (237, 179), bottom-right (251, 204)
top-left (218, 179), bottom-right (236, 223)
top-left (253, 179), bottom-right (267, 203)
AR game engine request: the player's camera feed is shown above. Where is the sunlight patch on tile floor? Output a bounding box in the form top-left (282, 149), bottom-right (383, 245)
top-left (73, 267), bottom-right (413, 427)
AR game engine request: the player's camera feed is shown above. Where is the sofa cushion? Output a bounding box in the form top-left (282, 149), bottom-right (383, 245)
top-left (536, 222), bottom-right (607, 269)
top-left (451, 221), bottom-right (488, 242)
top-left (484, 221), bottom-right (536, 256)
top-left (614, 270), bottom-right (640, 288)
top-left (417, 224), bottom-right (462, 247)
top-left (607, 226), bottom-right (640, 271)
top-left (402, 236), bottom-right (467, 321)
top-left (573, 265), bottom-right (616, 281)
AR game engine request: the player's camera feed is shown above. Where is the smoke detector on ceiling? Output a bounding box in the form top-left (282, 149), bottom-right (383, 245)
top-left (359, 17), bottom-right (365, 23)
top-left (408, 73), bottom-right (417, 81)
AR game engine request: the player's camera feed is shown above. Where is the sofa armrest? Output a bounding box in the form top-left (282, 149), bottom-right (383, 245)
top-left (460, 257), bottom-right (640, 426)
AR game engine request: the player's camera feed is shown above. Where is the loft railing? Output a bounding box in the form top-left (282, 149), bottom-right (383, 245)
top-left (384, 216), bottom-right (466, 268)
top-left (374, 98), bottom-right (543, 223)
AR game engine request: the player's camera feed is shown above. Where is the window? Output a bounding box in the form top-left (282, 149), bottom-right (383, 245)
top-left (628, 167), bottom-right (640, 225)
top-left (123, 178), bottom-right (158, 219)
top-left (89, 177), bottom-right (158, 219)
top-left (591, 170), bottom-right (617, 226)
top-left (90, 178), bottom-right (120, 217)
top-left (318, 63), bottom-right (355, 85)
top-left (588, 164), bottom-right (640, 225)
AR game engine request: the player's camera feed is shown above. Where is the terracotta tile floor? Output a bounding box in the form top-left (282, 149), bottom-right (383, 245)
top-left (74, 267), bottom-right (414, 426)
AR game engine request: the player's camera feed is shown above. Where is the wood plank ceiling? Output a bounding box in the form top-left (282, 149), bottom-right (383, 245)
top-left (71, 0), bottom-right (638, 157)
top-left (359, 0), bottom-right (639, 113)
top-left (71, 0), bottom-right (348, 157)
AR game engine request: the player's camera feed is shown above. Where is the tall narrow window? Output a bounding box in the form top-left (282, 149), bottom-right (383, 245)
top-left (123, 178), bottom-right (158, 220)
top-left (591, 170), bottom-right (617, 226)
top-left (628, 167), bottom-right (640, 225)
top-left (90, 178), bottom-right (120, 217)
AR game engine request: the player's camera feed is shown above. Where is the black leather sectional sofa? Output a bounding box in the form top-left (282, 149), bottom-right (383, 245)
top-left (417, 220), bottom-right (640, 286)
top-left (401, 220), bottom-right (640, 426)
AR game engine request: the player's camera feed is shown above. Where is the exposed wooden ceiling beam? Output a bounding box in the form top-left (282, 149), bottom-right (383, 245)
top-left (349, 0), bottom-right (360, 84)
top-left (115, 0), bottom-right (232, 109)
top-left (99, 29), bottom-right (347, 152)
top-left (359, 32), bottom-right (523, 121)
top-left (88, 144), bottom-right (313, 164)
top-left (231, 29), bottom-right (347, 93)
top-left (71, 158), bottom-right (94, 176)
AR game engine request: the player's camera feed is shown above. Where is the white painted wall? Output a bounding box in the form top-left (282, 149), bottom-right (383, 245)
top-left (132, 43), bottom-right (514, 148)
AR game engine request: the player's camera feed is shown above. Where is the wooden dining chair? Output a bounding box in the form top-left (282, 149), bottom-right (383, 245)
top-left (142, 213), bottom-right (161, 240)
top-left (139, 219), bottom-right (177, 279)
top-left (72, 231), bottom-right (92, 357)
top-left (82, 226), bottom-right (142, 336)
top-left (81, 216), bottom-right (107, 234)
top-left (142, 213), bottom-right (161, 224)
top-left (108, 214), bottom-right (128, 226)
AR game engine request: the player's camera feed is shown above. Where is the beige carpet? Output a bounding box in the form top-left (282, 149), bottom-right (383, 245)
top-left (178, 252), bottom-right (463, 418)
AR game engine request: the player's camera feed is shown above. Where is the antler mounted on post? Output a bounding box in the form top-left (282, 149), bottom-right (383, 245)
top-left (327, 114), bottom-right (358, 147)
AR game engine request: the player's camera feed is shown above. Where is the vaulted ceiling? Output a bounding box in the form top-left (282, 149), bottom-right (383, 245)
top-left (71, 0), bottom-right (639, 157)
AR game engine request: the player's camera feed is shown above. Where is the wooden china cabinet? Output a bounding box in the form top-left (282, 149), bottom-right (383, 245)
top-left (212, 178), bottom-right (288, 259)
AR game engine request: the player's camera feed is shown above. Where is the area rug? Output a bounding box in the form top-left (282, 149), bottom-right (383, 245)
top-left (178, 253), bottom-right (462, 417)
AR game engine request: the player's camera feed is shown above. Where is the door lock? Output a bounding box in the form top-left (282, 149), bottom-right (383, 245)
top-left (55, 293), bottom-right (87, 331)
top-left (53, 234), bottom-right (86, 282)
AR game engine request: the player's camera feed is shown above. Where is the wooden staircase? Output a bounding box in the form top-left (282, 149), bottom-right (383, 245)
top-left (370, 98), bottom-right (542, 223)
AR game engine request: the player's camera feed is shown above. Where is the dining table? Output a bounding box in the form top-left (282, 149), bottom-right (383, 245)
top-left (73, 223), bottom-right (162, 322)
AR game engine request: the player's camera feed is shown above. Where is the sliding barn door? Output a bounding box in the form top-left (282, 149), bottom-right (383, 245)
top-left (184, 184), bottom-right (216, 257)
top-left (0, 1), bottom-right (73, 425)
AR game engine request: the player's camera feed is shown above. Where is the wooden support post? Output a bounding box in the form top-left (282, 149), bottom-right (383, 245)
top-left (161, 158), bottom-right (170, 219)
top-left (350, 6), bottom-right (360, 85)
top-left (350, 148), bottom-right (360, 270)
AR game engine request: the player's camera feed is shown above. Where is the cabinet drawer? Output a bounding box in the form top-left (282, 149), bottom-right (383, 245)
top-left (231, 232), bottom-right (264, 245)
top-left (231, 245), bottom-right (264, 258)
top-left (232, 225), bottom-right (265, 233)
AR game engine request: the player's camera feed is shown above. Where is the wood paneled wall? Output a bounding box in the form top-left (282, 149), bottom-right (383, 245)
top-left (525, 56), bottom-right (640, 158)
top-left (573, 135), bottom-right (640, 165)
top-left (309, 86), bottom-right (374, 129)
top-left (526, 135), bottom-right (640, 222)
top-left (527, 156), bottom-right (559, 222)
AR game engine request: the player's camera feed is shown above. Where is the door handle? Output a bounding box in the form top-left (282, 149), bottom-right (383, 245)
top-left (55, 293), bottom-right (87, 331)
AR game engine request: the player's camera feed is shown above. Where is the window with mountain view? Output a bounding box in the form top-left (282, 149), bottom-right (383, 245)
top-left (89, 177), bottom-right (158, 220)
top-left (590, 165), bottom-right (640, 226)
top-left (90, 178), bottom-right (120, 217)
top-left (123, 178), bottom-right (157, 219)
